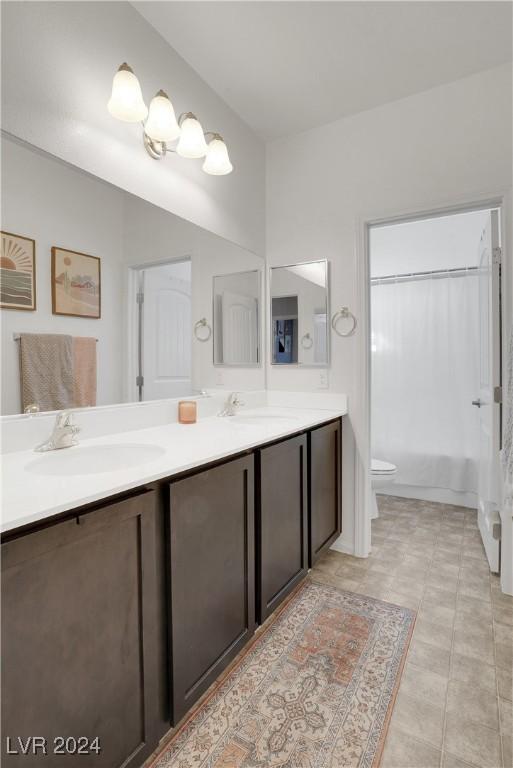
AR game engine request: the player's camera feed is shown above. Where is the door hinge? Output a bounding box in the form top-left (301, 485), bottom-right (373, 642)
top-left (494, 386), bottom-right (503, 404)
top-left (136, 292), bottom-right (144, 305)
top-left (492, 246), bottom-right (502, 266)
top-left (136, 375), bottom-right (144, 387)
top-left (492, 520), bottom-right (501, 541)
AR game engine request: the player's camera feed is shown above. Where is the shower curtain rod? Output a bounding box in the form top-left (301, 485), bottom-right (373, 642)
top-left (371, 265), bottom-right (480, 285)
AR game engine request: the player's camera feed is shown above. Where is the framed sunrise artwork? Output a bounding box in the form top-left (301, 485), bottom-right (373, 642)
top-left (0, 231), bottom-right (36, 311)
top-left (52, 247), bottom-right (101, 319)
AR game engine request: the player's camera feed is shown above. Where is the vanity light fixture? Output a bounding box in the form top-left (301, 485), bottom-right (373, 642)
top-left (108, 63), bottom-right (233, 175)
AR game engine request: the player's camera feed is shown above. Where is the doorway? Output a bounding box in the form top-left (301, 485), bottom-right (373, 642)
top-left (133, 260), bottom-right (192, 402)
top-left (369, 207), bottom-right (502, 572)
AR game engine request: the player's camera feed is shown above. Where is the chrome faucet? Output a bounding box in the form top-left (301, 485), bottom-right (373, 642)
top-left (218, 392), bottom-right (245, 417)
top-left (35, 410), bottom-right (81, 452)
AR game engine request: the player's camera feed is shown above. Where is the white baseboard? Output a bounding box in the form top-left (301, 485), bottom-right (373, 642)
top-left (330, 535), bottom-right (358, 557)
top-left (385, 484), bottom-right (477, 509)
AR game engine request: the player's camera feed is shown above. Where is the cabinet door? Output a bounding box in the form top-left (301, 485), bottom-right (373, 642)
top-left (309, 419), bottom-right (342, 565)
top-left (258, 433), bottom-right (308, 623)
top-left (168, 455), bottom-right (255, 724)
top-left (1, 491), bottom-right (159, 768)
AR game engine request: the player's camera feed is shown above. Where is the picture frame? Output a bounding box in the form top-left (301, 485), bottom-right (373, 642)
top-left (51, 246), bottom-right (101, 319)
top-left (0, 230), bottom-right (36, 311)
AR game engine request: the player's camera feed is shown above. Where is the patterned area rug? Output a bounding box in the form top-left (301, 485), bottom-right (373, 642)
top-left (151, 579), bottom-right (415, 768)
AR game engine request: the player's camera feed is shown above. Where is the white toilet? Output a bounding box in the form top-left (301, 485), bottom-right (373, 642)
top-left (371, 459), bottom-right (398, 519)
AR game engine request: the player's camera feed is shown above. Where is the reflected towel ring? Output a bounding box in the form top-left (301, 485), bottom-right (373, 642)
top-left (194, 318), bottom-right (212, 342)
top-left (331, 307), bottom-right (357, 337)
top-left (301, 332), bottom-right (314, 350)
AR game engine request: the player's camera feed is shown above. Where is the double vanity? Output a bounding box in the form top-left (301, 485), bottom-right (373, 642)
top-left (1, 395), bottom-right (346, 767)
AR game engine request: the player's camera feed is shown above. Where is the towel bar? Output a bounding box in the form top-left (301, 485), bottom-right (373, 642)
top-left (13, 333), bottom-right (98, 342)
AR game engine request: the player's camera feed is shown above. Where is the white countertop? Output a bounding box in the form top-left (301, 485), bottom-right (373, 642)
top-left (1, 405), bottom-right (346, 534)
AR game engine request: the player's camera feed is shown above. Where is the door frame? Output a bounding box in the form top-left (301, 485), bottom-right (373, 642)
top-left (355, 190), bottom-right (512, 592)
top-left (126, 257), bottom-right (192, 404)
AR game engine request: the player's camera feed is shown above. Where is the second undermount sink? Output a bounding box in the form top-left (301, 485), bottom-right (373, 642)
top-left (26, 443), bottom-right (165, 476)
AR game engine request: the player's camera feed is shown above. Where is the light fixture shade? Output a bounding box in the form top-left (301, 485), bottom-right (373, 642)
top-left (203, 135), bottom-right (233, 175)
top-left (107, 63), bottom-right (148, 123)
top-left (176, 114), bottom-right (208, 158)
top-left (144, 90), bottom-right (180, 142)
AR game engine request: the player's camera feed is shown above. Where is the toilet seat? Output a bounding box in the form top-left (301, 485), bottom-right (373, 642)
top-left (371, 459), bottom-right (397, 475)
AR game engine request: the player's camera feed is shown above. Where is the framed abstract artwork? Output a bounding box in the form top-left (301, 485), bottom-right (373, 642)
top-left (51, 247), bottom-right (101, 319)
top-left (0, 231), bottom-right (36, 311)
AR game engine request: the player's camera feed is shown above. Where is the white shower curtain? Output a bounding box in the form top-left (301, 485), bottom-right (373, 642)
top-left (371, 274), bottom-right (480, 493)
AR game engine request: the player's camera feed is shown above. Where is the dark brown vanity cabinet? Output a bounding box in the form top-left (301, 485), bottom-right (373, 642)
top-left (168, 454), bottom-right (255, 724)
top-left (257, 433), bottom-right (308, 623)
top-left (1, 490), bottom-right (160, 768)
top-left (308, 419), bottom-right (342, 565)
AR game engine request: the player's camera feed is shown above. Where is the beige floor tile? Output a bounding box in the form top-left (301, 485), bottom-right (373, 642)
top-left (424, 586), bottom-right (458, 609)
top-left (381, 726), bottom-right (441, 768)
top-left (399, 662), bottom-right (448, 708)
top-left (491, 590), bottom-right (513, 610)
top-left (446, 679), bottom-right (499, 730)
top-left (494, 622), bottom-right (512, 646)
top-left (430, 561), bottom-right (461, 579)
top-left (497, 666), bottom-right (513, 702)
top-left (414, 618), bottom-right (453, 650)
top-left (453, 613), bottom-right (494, 642)
top-left (442, 752), bottom-right (476, 768)
top-left (444, 711), bottom-right (502, 768)
top-left (493, 605), bottom-right (513, 627)
top-left (457, 593), bottom-right (493, 620)
top-left (408, 638), bottom-right (451, 677)
top-left (450, 652), bottom-right (497, 694)
top-left (458, 581), bottom-right (492, 603)
top-left (453, 627), bottom-right (495, 665)
top-left (426, 572), bottom-right (459, 593)
top-left (496, 641), bottom-right (513, 671)
top-left (500, 697), bottom-right (512, 736)
top-left (419, 601), bottom-right (456, 627)
top-left (391, 690), bottom-right (445, 749)
top-left (389, 577), bottom-right (426, 599)
top-left (386, 589), bottom-right (422, 611)
top-left (310, 571), bottom-right (361, 593)
top-left (357, 581), bottom-right (390, 600)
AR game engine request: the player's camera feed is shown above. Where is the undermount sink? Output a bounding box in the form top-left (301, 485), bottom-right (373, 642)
top-left (26, 443), bottom-right (165, 476)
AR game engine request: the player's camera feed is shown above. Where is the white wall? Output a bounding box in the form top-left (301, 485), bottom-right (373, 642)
top-left (1, 138), bottom-right (125, 413)
top-left (1, 1), bottom-right (265, 256)
top-left (1, 137), bottom-right (265, 414)
top-left (266, 64), bottom-right (513, 554)
top-left (370, 209), bottom-right (490, 276)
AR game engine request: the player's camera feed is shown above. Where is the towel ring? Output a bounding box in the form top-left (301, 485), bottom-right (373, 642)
top-left (331, 307), bottom-right (357, 337)
top-left (301, 332), bottom-right (314, 350)
top-left (194, 318), bottom-right (212, 342)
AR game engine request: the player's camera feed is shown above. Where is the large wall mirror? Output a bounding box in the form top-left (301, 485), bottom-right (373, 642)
top-left (213, 270), bottom-right (260, 366)
top-left (270, 260), bottom-right (329, 366)
top-left (0, 135), bottom-right (264, 415)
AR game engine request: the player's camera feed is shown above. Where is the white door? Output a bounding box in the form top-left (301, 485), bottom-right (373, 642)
top-left (141, 262), bottom-right (192, 400)
top-left (221, 290), bottom-right (258, 364)
top-left (475, 210), bottom-right (501, 572)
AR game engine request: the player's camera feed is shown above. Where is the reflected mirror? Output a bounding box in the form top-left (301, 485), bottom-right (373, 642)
top-left (213, 271), bottom-right (260, 366)
top-left (1, 135), bottom-right (264, 415)
top-left (270, 260), bottom-right (329, 366)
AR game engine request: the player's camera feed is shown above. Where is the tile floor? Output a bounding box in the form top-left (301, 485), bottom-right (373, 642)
top-left (311, 494), bottom-right (513, 768)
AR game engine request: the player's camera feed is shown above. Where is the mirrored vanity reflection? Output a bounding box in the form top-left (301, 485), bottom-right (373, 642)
top-left (0, 136), bottom-right (264, 415)
top-left (270, 260), bottom-right (329, 366)
top-left (213, 271), bottom-right (260, 366)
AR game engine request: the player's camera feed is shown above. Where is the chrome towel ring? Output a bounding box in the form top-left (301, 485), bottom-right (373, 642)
top-left (331, 307), bottom-right (357, 337)
top-left (194, 318), bottom-right (212, 342)
top-left (301, 332), bottom-right (314, 350)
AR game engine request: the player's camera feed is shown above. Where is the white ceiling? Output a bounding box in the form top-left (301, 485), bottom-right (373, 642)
top-left (133, 1), bottom-right (512, 140)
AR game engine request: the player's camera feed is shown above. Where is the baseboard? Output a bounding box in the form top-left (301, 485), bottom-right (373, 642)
top-left (330, 535), bottom-right (356, 557)
top-left (386, 484), bottom-right (477, 509)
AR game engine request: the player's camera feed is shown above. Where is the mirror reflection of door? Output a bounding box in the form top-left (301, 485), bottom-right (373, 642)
top-left (213, 270), bottom-right (260, 366)
top-left (270, 260), bottom-right (329, 366)
top-left (138, 260), bottom-right (192, 401)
